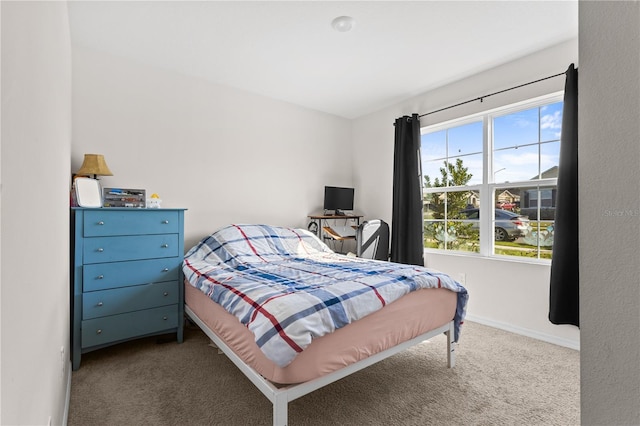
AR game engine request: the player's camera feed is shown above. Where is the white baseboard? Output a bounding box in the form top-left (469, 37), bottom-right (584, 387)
top-left (465, 314), bottom-right (580, 351)
top-left (62, 360), bottom-right (72, 426)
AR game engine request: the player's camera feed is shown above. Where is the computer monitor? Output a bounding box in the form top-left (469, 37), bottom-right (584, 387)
top-left (323, 186), bottom-right (354, 215)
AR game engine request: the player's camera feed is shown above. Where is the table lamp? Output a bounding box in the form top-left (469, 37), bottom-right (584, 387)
top-left (75, 154), bottom-right (113, 179)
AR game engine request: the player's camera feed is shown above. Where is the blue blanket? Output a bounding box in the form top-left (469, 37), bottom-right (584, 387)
top-left (184, 224), bottom-right (468, 367)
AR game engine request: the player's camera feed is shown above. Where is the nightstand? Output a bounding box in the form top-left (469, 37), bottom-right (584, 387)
top-left (71, 207), bottom-right (186, 370)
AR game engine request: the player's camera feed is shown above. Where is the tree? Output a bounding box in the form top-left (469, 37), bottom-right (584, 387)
top-left (424, 158), bottom-right (473, 219)
top-left (423, 158), bottom-right (476, 249)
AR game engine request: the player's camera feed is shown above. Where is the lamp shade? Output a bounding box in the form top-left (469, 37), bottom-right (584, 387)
top-left (76, 154), bottom-right (113, 177)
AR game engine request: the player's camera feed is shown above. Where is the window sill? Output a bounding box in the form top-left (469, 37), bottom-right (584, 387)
top-left (423, 248), bottom-right (551, 266)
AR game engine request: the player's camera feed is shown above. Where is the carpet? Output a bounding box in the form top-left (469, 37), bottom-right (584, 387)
top-left (68, 321), bottom-right (579, 425)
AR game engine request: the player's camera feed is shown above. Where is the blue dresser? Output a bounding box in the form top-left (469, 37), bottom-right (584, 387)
top-left (71, 207), bottom-right (186, 370)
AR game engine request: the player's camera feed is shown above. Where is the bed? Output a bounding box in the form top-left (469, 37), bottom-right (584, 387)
top-left (182, 224), bottom-right (468, 425)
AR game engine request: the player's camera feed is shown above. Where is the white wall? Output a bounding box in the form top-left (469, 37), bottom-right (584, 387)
top-left (352, 39), bottom-right (578, 222)
top-left (71, 46), bottom-right (353, 250)
top-left (352, 39), bottom-right (580, 348)
top-left (2, 3), bottom-right (636, 425)
top-left (579, 2), bottom-right (640, 424)
top-left (1, 2), bottom-right (72, 425)
top-left (0, 3), bottom-right (3, 420)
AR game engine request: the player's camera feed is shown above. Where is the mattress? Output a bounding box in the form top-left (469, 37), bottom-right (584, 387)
top-left (185, 280), bottom-right (457, 384)
top-left (183, 224), bottom-right (467, 369)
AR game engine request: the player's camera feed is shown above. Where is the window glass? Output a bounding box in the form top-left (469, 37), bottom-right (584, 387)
top-left (493, 145), bottom-right (539, 183)
top-left (421, 130), bottom-right (446, 162)
top-left (421, 95), bottom-right (562, 261)
top-left (493, 186), bottom-right (556, 259)
top-left (423, 191), bottom-right (480, 253)
top-left (540, 141), bottom-right (561, 178)
top-left (493, 106), bottom-right (539, 149)
top-left (493, 103), bottom-right (562, 181)
top-left (540, 102), bottom-right (564, 142)
top-left (448, 122), bottom-right (483, 157)
top-left (422, 120), bottom-right (483, 188)
top-left (452, 154), bottom-right (483, 186)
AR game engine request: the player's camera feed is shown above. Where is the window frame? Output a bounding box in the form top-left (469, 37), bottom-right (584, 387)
top-left (421, 91), bottom-right (563, 263)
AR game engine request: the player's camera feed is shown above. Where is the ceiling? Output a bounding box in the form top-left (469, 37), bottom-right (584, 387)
top-left (67, 1), bottom-right (578, 119)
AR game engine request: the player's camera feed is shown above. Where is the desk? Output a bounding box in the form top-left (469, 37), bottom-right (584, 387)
top-left (307, 213), bottom-right (363, 242)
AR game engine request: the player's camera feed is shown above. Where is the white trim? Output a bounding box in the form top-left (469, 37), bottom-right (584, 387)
top-left (488, 91), bottom-right (564, 119)
top-left (421, 91), bottom-right (564, 134)
top-left (465, 314), bottom-right (580, 351)
top-left (423, 247), bottom-right (552, 266)
top-left (185, 305), bottom-right (455, 426)
top-left (62, 360), bottom-right (72, 426)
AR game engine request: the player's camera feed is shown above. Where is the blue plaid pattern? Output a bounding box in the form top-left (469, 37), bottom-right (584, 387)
top-left (184, 224), bottom-right (468, 367)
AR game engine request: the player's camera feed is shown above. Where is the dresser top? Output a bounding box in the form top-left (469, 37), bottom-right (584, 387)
top-left (72, 207), bottom-right (187, 211)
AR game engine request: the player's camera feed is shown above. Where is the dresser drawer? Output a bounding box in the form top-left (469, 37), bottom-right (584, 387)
top-left (82, 281), bottom-right (179, 320)
top-left (71, 207), bottom-right (186, 370)
top-left (83, 258), bottom-right (180, 292)
top-left (83, 234), bottom-right (179, 264)
top-left (81, 305), bottom-right (179, 348)
top-left (83, 210), bottom-right (180, 237)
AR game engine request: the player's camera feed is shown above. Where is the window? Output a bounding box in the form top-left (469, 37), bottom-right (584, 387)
top-left (422, 94), bottom-right (562, 260)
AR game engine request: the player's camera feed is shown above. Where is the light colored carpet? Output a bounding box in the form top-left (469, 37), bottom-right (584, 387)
top-left (68, 321), bottom-right (579, 425)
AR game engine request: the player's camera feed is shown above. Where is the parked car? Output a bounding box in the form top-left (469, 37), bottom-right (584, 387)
top-left (459, 208), bottom-right (530, 241)
top-left (496, 201), bottom-right (516, 211)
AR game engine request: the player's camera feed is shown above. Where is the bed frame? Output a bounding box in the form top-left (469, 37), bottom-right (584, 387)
top-left (185, 305), bottom-right (456, 426)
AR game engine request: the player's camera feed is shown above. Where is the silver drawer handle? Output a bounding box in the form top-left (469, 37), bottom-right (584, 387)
top-left (97, 275), bottom-right (104, 280)
top-left (162, 220), bottom-right (169, 224)
top-left (96, 329), bottom-right (102, 335)
top-left (163, 292), bottom-right (169, 296)
top-left (162, 316), bottom-right (168, 321)
top-left (97, 221), bottom-right (105, 225)
top-left (161, 244), bottom-right (169, 248)
top-left (97, 302), bottom-right (103, 307)
top-left (97, 248), bottom-right (104, 252)
top-left (162, 268), bottom-right (169, 272)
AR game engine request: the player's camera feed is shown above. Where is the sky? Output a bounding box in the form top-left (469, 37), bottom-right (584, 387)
top-left (421, 101), bottom-right (563, 186)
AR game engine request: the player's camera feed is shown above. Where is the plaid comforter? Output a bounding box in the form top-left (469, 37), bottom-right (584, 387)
top-left (183, 224), bottom-right (468, 367)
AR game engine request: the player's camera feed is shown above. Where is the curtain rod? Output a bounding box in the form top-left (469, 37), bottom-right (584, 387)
top-left (418, 70), bottom-right (566, 118)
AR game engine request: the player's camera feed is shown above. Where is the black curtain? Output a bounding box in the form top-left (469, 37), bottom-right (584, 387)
top-left (391, 114), bottom-right (424, 266)
top-left (549, 64), bottom-right (579, 327)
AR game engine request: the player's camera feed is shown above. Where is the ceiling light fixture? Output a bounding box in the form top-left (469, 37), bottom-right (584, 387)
top-left (331, 16), bottom-right (355, 33)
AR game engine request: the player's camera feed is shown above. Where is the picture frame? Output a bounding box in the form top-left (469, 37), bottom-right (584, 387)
top-left (75, 177), bottom-right (102, 208)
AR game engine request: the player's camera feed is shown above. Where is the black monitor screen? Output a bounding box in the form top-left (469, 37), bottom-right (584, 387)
top-left (323, 186), bottom-right (354, 214)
